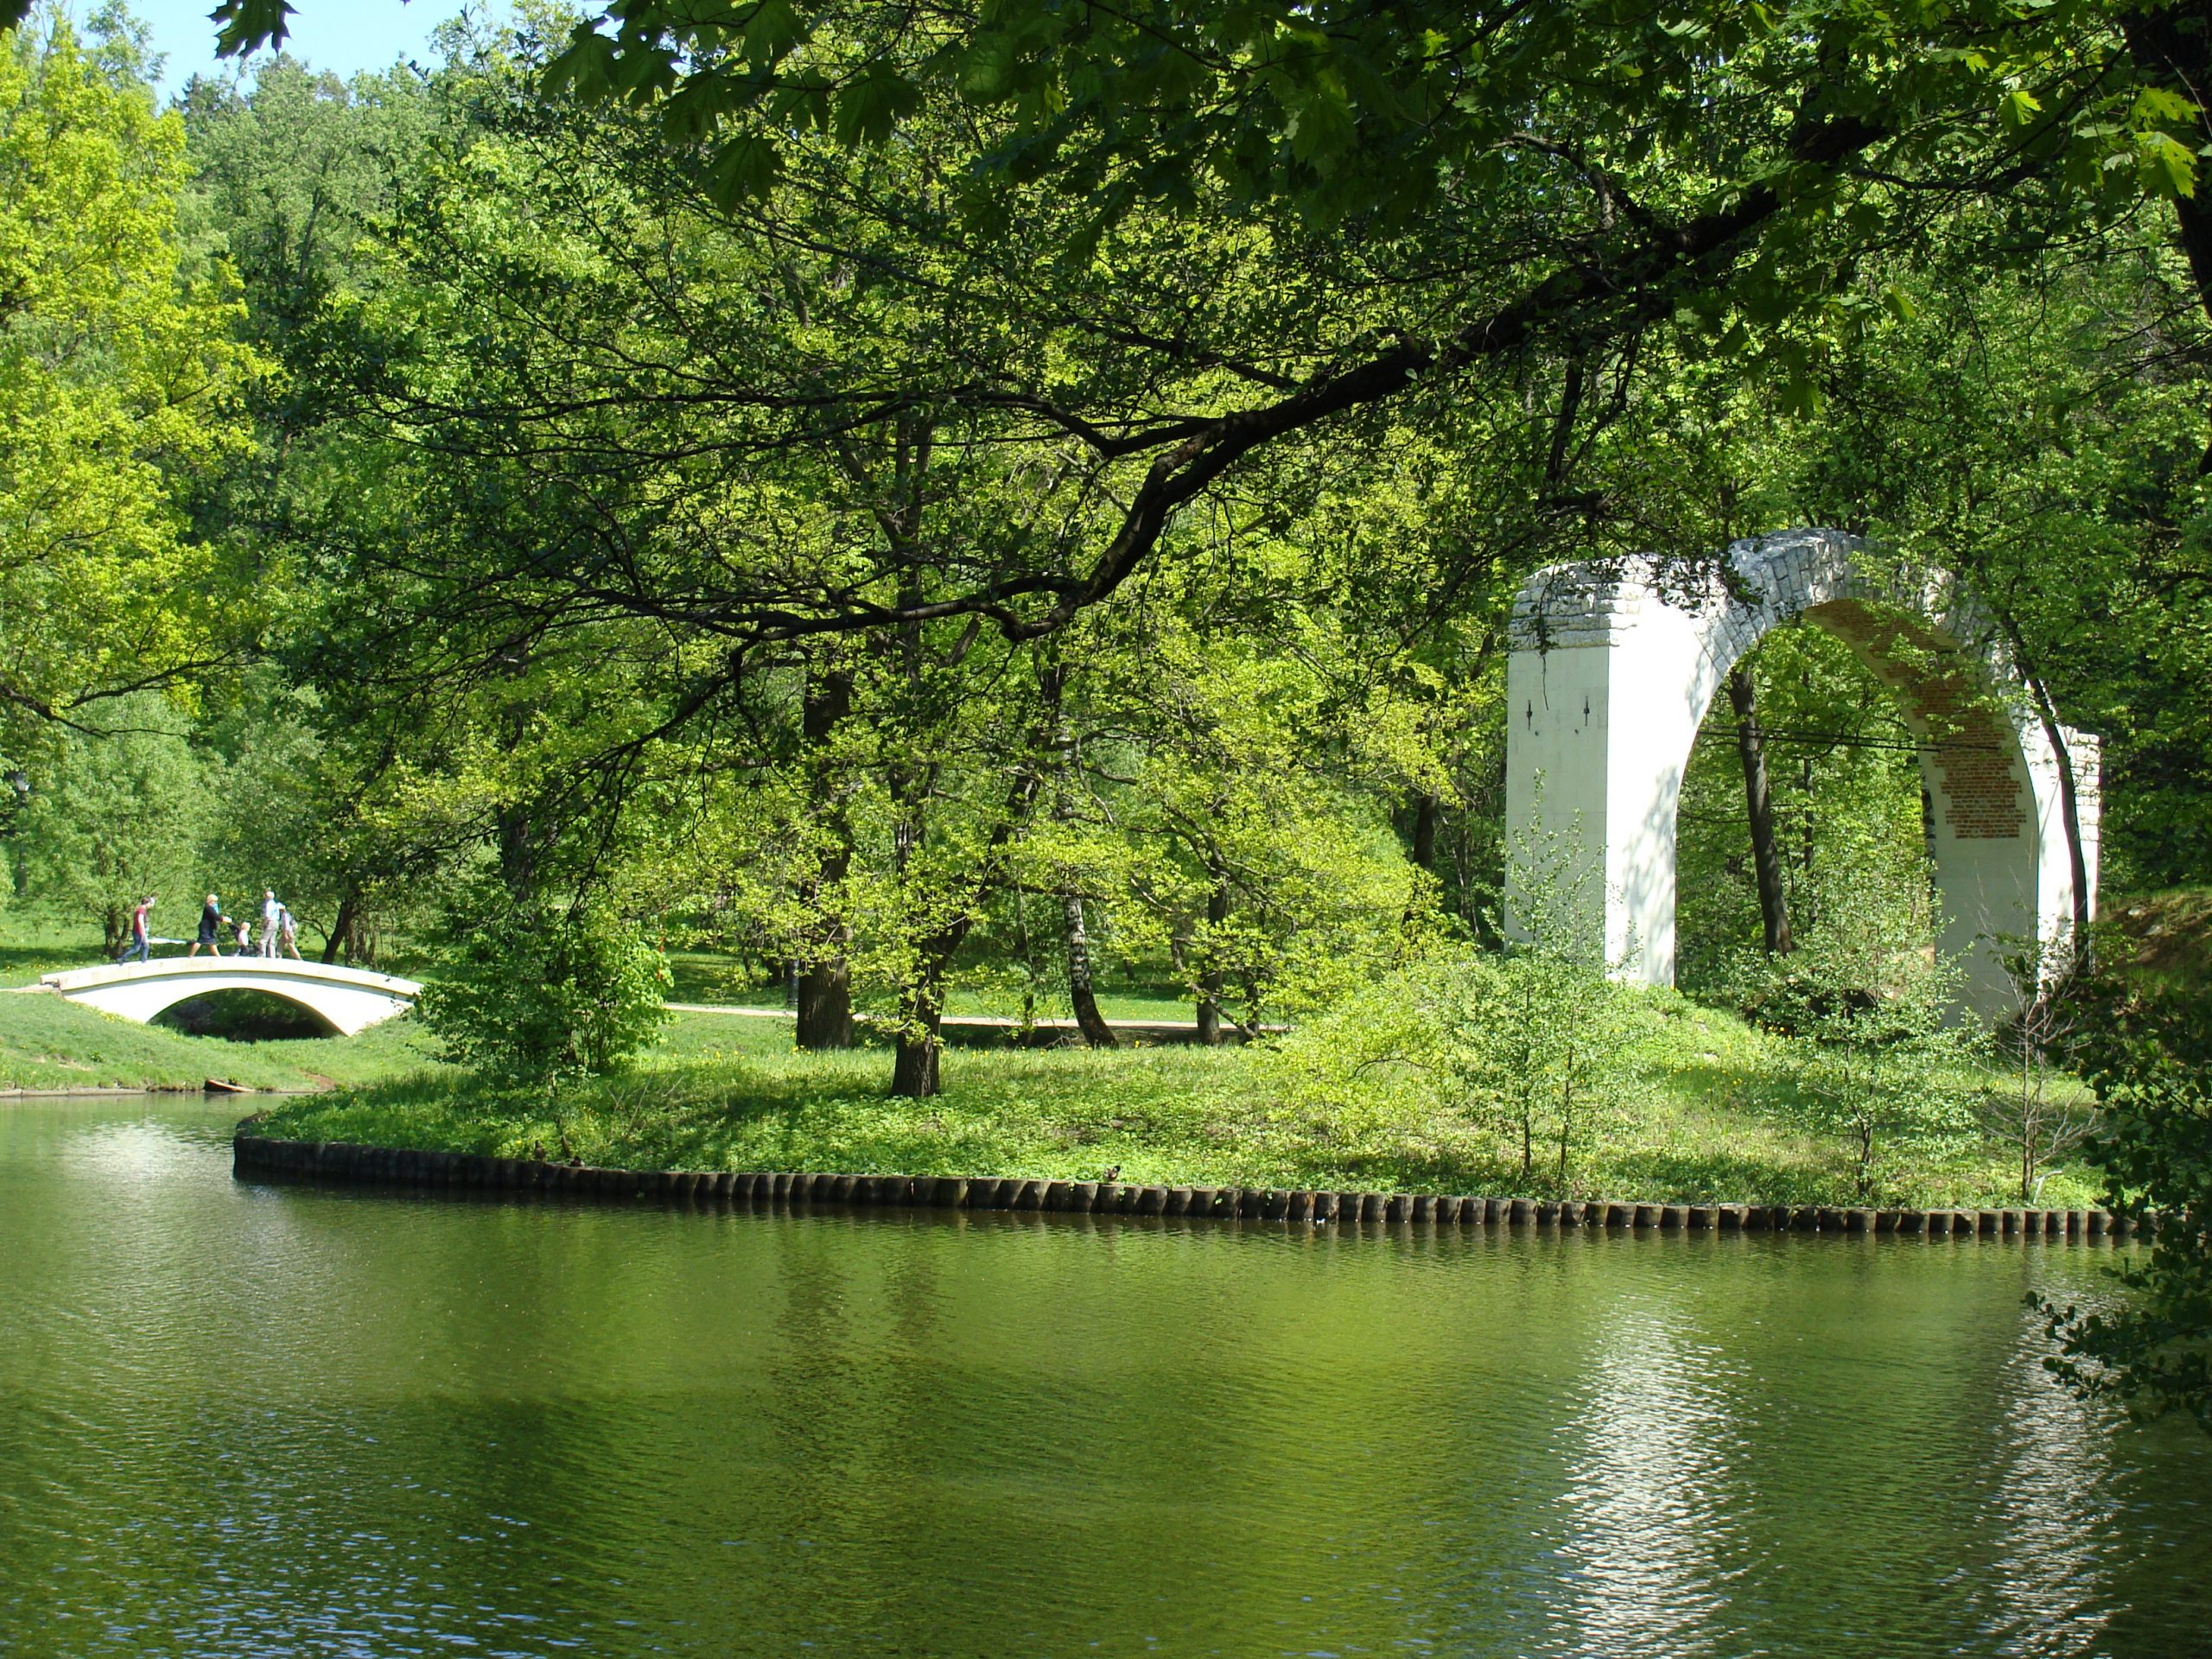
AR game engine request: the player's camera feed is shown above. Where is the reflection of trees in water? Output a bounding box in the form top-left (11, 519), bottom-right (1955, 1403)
top-left (1537, 1243), bottom-right (2203, 1659)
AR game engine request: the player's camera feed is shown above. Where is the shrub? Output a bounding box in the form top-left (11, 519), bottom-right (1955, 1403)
top-left (416, 891), bottom-right (671, 1084)
top-left (1268, 943), bottom-right (1655, 1195)
top-left (1732, 905), bottom-right (1974, 1202)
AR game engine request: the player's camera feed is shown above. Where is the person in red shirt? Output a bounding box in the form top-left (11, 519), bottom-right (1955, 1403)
top-left (116, 895), bottom-right (156, 964)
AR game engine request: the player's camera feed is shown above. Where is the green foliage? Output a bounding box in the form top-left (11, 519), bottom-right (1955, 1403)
top-left (1794, 237), bottom-right (2212, 894)
top-left (1438, 953), bottom-right (1654, 1194)
top-left (416, 888), bottom-right (673, 1084)
top-left (0, 13), bottom-right (261, 752)
top-left (8, 696), bottom-right (208, 952)
top-left (2043, 966), bottom-right (2212, 1430)
top-left (1733, 900), bottom-right (1977, 1204)
top-left (1469, 825), bottom-right (1657, 1189)
top-left (1273, 946), bottom-right (1656, 1198)
top-left (519, 1), bottom-right (2200, 250)
top-left (1273, 830), bottom-right (1656, 1194)
top-left (1675, 622), bottom-right (1931, 989)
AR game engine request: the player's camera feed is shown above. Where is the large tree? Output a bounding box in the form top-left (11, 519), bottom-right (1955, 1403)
top-left (159, 1), bottom-right (2198, 650)
top-left (0, 13), bottom-right (260, 753)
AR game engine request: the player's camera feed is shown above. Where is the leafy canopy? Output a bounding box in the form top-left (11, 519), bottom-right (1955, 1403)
top-left (0, 16), bottom-right (262, 747)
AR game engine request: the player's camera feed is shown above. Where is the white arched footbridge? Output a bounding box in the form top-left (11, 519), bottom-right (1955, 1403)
top-left (1506, 528), bottom-right (2099, 1018)
top-left (37, 958), bottom-right (422, 1036)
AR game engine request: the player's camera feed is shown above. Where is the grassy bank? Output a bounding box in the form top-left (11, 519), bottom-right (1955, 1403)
top-left (254, 1000), bottom-right (2106, 1210)
top-left (0, 989), bottom-right (440, 1091)
top-left (22, 899), bottom-right (2190, 1204)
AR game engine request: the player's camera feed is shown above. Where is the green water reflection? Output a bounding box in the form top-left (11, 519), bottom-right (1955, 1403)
top-left (0, 1100), bottom-right (2203, 1657)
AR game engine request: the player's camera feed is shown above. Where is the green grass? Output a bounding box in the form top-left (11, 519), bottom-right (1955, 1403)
top-left (254, 999), bottom-right (2107, 1209)
top-left (0, 989), bottom-right (442, 1091)
top-left (0, 909), bottom-right (115, 987)
top-left (19, 898), bottom-right (2187, 1202)
top-left (0, 907), bottom-right (442, 1092)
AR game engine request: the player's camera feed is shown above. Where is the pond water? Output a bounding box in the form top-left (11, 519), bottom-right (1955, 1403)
top-left (1, 1098), bottom-right (2206, 1658)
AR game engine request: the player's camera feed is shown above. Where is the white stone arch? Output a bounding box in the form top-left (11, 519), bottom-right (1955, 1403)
top-left (37, 959), bottom-right (422, 1037)
top-left (1503, 528), bottom-right (2099, 1016)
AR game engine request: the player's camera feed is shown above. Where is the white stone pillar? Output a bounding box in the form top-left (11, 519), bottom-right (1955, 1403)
top-left (1504, 566), bottom-right (1724, 982)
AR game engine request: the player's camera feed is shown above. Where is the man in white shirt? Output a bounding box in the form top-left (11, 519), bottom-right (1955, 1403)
top-left (260, 891), bottom-right (281, 958)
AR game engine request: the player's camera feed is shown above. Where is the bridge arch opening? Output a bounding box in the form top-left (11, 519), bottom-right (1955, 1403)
top-left (39, 960), bottom-right (421, 1036)
top-left (150, 988), bottom-right (341, 1041)
top-left (1674, 619), bottom-right (1937, 990)
top-left (1504, 529), bottom-right (2098, 1018)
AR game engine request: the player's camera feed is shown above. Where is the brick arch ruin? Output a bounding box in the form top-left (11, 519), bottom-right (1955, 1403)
top-left (1503, 528), bottom-right (2099, 1016)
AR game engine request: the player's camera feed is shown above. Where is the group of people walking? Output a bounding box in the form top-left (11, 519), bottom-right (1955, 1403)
top-left (114, 890), bottom-right (302, 964)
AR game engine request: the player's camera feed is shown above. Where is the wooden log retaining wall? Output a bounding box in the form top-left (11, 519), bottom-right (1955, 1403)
top-left (231, 1135), bottom-right (2146, 1243)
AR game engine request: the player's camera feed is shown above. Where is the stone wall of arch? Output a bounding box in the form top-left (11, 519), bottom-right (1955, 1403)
top-left (1503, 528), bottom-right (2098, 1016)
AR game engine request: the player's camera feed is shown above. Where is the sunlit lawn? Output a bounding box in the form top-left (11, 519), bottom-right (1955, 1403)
top-left (4, 906), bottom-right (2115, 1206)
top-left (258, 997), bottom-right (2107, 1210)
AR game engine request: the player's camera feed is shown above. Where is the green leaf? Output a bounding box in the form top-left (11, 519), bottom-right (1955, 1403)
top-left (705, 133), bottom-right (783, 206)
top-left (2133, 86), bottom-right (2198, 127)
top-left (2140, 131), bottom-right (2198, 200)
top-left (957, 32), bottom-right (1018, 101)
top-left (743, 0), bottom-right (806, 71)
top-left (544, 30), bottom-right (621, 100)
top-left (209, 0), bottom-right (296, 58)
top-left (833, 67), bottom-right (921, 147)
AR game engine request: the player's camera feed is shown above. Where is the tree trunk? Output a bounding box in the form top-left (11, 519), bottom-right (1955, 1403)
top-left (1727, 664), bottom-right (1794, 955)
top-left (1064, 891), bottom-right (1116, 1047)
top-left (1799, 754), bottom-right (1815, 874)
top-left (797, 956), bottom-right (852, 1050)
top-left (1033, 651), bottom-right (1116, 1048)
top-left (321, 889), bottom-right (360, 964)
top-left (2122, 11), bottom-right (2212, 466)
top-left (1196, 878), bottom-right (1229, 1045)
top-left (1402, 790), bottom-right (1442, 925)
top-left (890, 944), bottom-right (947, 1097)
top-left (1410, 791), bottom-right (1439, 872)
top-left (1557, 1075), bottom-right (1573, 1189)
top-left (796, 664), bottom-right (855, 1049)
top-left (493, 794), bottom-right (544, 914)
top-left (890, 1024), bottom-right (941, 1096)
top-left (1988, 607), bottom-right (2094, 959)
top-left (880, 621), bottom-right (1058, 1097)
top-left (2031, 693), bottom-right (2094, 955)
